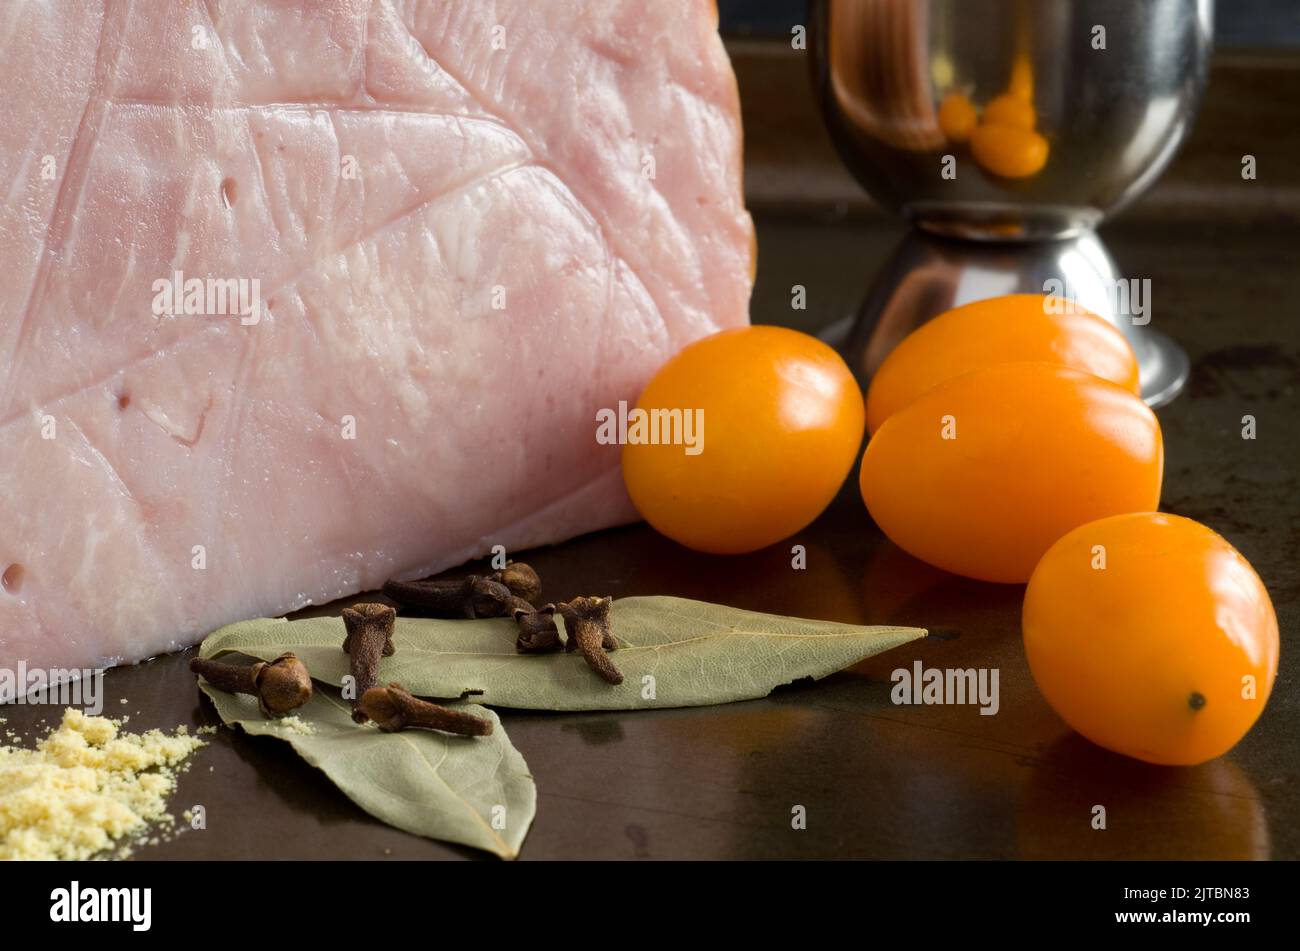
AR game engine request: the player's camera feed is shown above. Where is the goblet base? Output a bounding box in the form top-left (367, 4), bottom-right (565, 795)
top-left (830, 228), bottom-right (1188, 408)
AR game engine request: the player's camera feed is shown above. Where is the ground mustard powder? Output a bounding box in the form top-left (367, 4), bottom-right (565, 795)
top-left (0, 708), bottom-right (204, 860)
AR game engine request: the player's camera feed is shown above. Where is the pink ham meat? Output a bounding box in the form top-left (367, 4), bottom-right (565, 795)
top-left (0, 1), bottom-right (752, 674)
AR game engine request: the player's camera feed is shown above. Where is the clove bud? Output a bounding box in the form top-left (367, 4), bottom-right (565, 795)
top-left (191, 652), bottom-right (312, 718)
top-left (342, 602), bottom-right (396, 723)
top-left (508, 596), bottom-right (562, 653)
top-left (491, 561), bottom-right (542, 603)
top-left (359, 683), bottom-right (493, 737)
top-left (382, 575), bottom-right (513, 619)
top-left (557, 596), bottom-right (622, 685)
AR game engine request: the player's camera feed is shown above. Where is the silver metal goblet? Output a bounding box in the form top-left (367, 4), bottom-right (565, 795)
top-left (811, 0), bottom-right (1214, 405)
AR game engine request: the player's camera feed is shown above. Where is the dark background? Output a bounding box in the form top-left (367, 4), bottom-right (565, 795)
top-left (719, 0), bottom-right (1300, 48)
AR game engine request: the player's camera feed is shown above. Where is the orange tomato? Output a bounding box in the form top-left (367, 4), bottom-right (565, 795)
top-left (983, 93), bottom-right (1036, 130)
top-left (865, 294), bottom-right (1140, 433)
top-left (937, 92), bottom-right (977, 143)
top-left (1024, 513), bottom-right (1279, 766)
top-left (859, 362), bottom-right (1162, 582)
top-left (971, 123), bottom-right (1049, 178)
top-left (623, 326), bottom-right (865, 554)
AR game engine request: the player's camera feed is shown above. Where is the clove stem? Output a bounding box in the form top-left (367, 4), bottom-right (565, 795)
top-left (342, 602), bottom-right (396, 723)
top-left (381, 576), bottom-right (512, 619)
top-left (359, 684), bottom-right (493, 736)
top-left (190, 657), bottom-right (256, 694)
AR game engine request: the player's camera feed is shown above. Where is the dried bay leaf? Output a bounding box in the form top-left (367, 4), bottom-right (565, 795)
top-left (197, 683), bottom-right (535, 859)
top-left (201, 596), bottom-right (924, 712)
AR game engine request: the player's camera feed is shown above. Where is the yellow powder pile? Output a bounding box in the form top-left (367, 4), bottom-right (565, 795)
top-left (274, 715), bottom-right (315, 736)
top-left (0, 708), bottom-right (204, 860)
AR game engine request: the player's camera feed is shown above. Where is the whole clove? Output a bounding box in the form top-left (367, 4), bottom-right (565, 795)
top-left (491, 561), bottom-right (542, 603)
top-left (342, 602), bottom-right (396, 722)
top-left (558, 596), bottom-right (623, 685)
top-left (508, 596), bottom-right (562, 653)
top-left (467, 577), bottom-right (514, 617)
top-left (382, 561), bottom-right (542, 619)
top-left (190, 652), bottom-right (312, 718)
top-left (359, 683), bottom-right (494, 737)
top-left (382, 575), bottom-right (513, 619)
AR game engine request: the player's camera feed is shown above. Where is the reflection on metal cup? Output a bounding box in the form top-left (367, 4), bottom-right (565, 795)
top-left (811, 0), bottom-right (1214, 241)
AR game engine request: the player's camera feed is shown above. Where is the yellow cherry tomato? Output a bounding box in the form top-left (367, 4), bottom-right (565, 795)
top-left (865, 294), bottom-right (1140, 433)
top-left (1024, 513), bottom-right (1279, 766)
top-left (623, 326), bottom-right (865, 554)
top-left (937, 92), bottom-right (977, 143)
top-left (983, 93), bottom-right (1037, 130)
top-left (859, 362), bottom-right (1162, 583)
top-left (971, 123), bottom-right (1049, 178)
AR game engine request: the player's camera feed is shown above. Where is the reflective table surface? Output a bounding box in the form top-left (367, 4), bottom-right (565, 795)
top-left (3, 207), bottom-right (1293, 860)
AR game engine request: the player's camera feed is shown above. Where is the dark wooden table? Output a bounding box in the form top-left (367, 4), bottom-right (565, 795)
top-left (5, 45), bottom-right (1297, 861)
